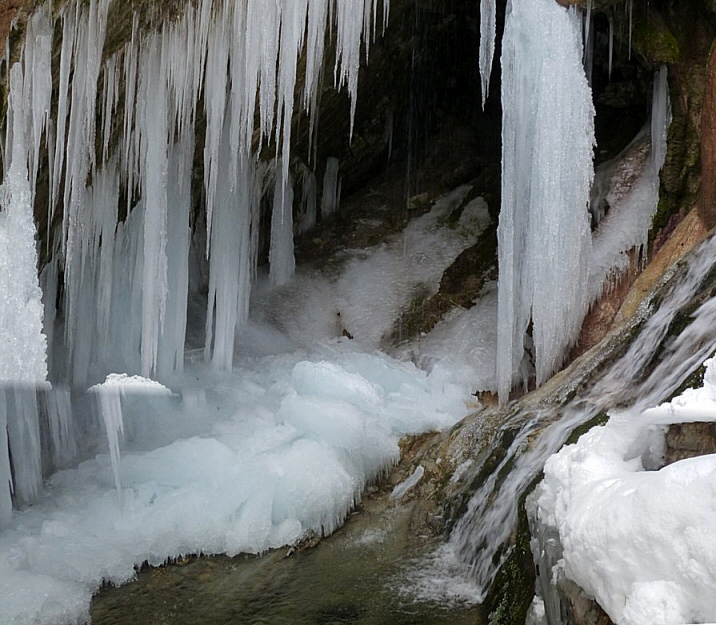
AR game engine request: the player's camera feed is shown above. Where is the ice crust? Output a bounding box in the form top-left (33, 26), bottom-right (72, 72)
top-left (536, 357), bottom-right (716, 625)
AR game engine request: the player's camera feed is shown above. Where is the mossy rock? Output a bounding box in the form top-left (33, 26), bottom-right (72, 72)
top-left (633, 15), bottom-right (681, 65)
top-left (482, 480), bottom-right (538, 625)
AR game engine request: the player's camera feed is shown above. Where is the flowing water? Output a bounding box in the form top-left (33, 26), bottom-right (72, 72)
top-left (449, 233), bottom-right (716, 600)
top-left (90, 500), bottom-right (485, 625)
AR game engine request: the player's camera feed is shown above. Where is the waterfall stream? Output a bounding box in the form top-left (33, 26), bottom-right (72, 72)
top-left (449, 233), bottom-right (716, 601)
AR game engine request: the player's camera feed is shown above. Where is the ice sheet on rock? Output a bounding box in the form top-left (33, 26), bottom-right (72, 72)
top-left (0, 347), bottom-right (468, 625)
top-left (391, 465), bottom-right (424, 499)
top-left (496, 0), bottom-right (594, 401)
top-left (253, 186), bottom-right (490, 350)
top-left (394, 286), bottom-right (500, 393)
top-left (535, 357), bottom-right (716, 625)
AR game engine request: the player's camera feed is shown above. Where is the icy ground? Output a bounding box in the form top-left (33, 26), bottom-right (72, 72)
top-left (0, 188), bottom-right (495, 624)
top-left (534, 357), bottom-right (716, 625)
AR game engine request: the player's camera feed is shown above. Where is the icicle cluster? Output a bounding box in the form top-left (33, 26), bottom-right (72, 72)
top-left (0, 0), bottom-right (388, 522)
top-left (3, 0), bottom-right (389, 386)
top-left (496, 0), bottom-right (595, 402)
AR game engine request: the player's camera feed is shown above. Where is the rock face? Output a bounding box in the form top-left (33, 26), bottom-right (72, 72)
top-left (665, 422), bottom-right (716, 465)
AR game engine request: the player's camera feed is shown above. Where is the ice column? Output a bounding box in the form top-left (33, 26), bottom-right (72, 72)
top-left (496, 0), bottom-right (595, 402)
top-left (269, 163), bottom-right (296, 286)
top-left (321, 157), bottom-right (342, 218)
top-left (0, 60), bottom-right (50, 522)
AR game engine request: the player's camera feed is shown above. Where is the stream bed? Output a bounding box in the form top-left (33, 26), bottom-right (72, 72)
top-left (90, 500), bottom-right (485, 625)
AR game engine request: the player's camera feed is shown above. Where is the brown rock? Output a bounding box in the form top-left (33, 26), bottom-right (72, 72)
top-left (698, 44), bottom-right (716, 229)
top-left (665, 422), bottom-right (716, 465)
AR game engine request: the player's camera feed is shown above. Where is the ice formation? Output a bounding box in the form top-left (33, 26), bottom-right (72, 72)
top-left (5, 0), bottom-right (390, 389)
top-left (479, 0), bottom-right (496, 109)
top-left (0, 0), bottom-right (392, 535)
top-left (0, 348), bottom-right (470, 625)
top-left (321, 156), bottom-right (342, 218)
top-left (496, 0), bottom-right (595, 402)
top-left (589, 66), bottom-right (671, 304)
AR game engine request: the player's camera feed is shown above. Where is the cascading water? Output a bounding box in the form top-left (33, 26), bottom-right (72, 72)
top-left (450, 228), bottom-right (716, 605)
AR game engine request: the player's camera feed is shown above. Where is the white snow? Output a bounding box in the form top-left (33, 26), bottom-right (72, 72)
top-left (535, 357), bottom-right (716, 625)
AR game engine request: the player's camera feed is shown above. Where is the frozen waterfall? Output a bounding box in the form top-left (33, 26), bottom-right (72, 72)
top-left (0, 0), bottom-right (390, 528)
top-left (496, 0), bottom-right (595, 402)
top-left (5, 0), bottom-right (390, 387)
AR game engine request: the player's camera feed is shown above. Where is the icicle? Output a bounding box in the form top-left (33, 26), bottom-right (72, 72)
top-left (583, 0), bottom-right (594, 86)
top-left (0, 392), bottom-right (11, 528)
top-left (51, 3), bottom-right (78, 220)
top-left (101, 55), bottom-right (120, 163)
top-left (276, 0), bottom-right (309, 194)
top-left (303, 0), bottom-right (329, 120)
top-left (91, 383), bottom-right (125, 507)
top-left (608, 11), bottom-right (614, 80)
top-left (321, 156), bottom-right (341, 218)
top-left (44, 386), bottom-right (76, 468)
top-left (269, 162), bottom-right (296, 287)
top-left (94, 158), bottom-right (119, 348)
top-left (122, 13), bottom-right (139, 209)
top-left (23, 4), bottom-right (53, 198)
top-left (334, 0), bottom-right (369, 138)
top-left (205, 112), bottom-right (254, 371)
top-left (4, 389), bottom-right (43, 504)
top-left (479, 0), bottom-right (497, 110)
top-left (157, 134), bottom-right (194, 380)
top-left (62, 0), bottom-right (111, 341)
top-left (496, 0), bottom-right (595, 402)
top-left (628, 0), bottom-right (633, 60)
top-left (651, 65), bottom-right (671, 171)
top-left (137, 38), bottom-right (169, 379)
top-left (203, 12), bottom-right (230, 250)
top-left (298, 166), bottom-right (318, 233)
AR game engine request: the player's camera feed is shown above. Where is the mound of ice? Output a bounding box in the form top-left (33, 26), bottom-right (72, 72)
top-left (0, 346), bottom-right (470, 625)
top-left (535, 358), bottom-right (716, 625)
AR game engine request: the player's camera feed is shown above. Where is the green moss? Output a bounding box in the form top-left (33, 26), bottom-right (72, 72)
top-left (633, 17), bottom-right (681, 64)
top-left (482, 480), bottom-right (539, 625)
top-left (565, 411), bottom-right (610, 447)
